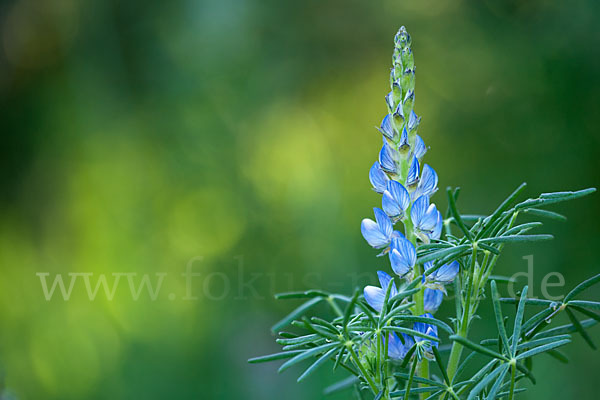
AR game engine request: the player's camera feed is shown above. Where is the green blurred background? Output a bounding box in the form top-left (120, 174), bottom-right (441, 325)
top-left (0, 0), bottom-right (599, 398)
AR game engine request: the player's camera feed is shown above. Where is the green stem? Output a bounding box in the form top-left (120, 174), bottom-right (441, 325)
top-left (508, 362), bottom-right (517, 400)
top-left (376, 329), bottom-right (382, 385)
top-left (446, 245), bottom-right (477, 380)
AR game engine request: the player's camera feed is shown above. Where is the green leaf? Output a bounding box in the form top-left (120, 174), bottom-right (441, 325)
top-left (502, 222), bottom-right (542, 236)
top-left (490, 281), bottom-right (511, 354)
top-left (384, 326), bottom-right (440, 342)
top-left (511, 286), bottom-right (529, 354)
top-left (564, 273), bottom-right (600, 302)
top-left (417, 244), bottom-right (471, 264)
top-left (449, 335), bottom-right (508, 361)
top-left (523, 308), bottom-right (554, 338)
top-left (522, 208), bottom-right (566, 221)
top-left (394, 373), bottom-right (445, 388)
top-left (297, 347), bottom-right (338, 382)
top-left (478, 243), bottom-right (500, 255)
top-left (567, 300), bottom-right (600, 311)
top-left (248, 349), bottom-right (303, 364)
top-left (323, 376), bottom-right (358, 395)
top-left (486, 364), bottom-right (510, 400)
top-left (570, 305), bottom-right (600, 323)
top-left (466, 363), bottom-right (506, 400)
top-left (477, 183), bottom-right (527, 240)
top-left (516, 334), bottom-right (571, 352)
top-left (447, 187), bottom-right (472, 241)
top-left (546, 349), bottom-right (569, 364)
top-left (499, 298), bottom-right (553, 306)
top-left (393, 315), bottom-right (455, 335)
top-left (479, 234), bottom-right (553, 244)
top-left (488, 275), bottom-right (517, 285)
top-left (516, 339), bottom-right (571, 360)
top-left (534, 318), bottom-right (598, 339)
top-left (343, 290), bottom-right (360, 329)
top-left (278, 342), bottom-right (338, 372)
top-left (389, 287), bottom-right (421, 303)
top-left (271, 297), bottom-right (322, 332)
top-left (432, 346), bottom-right (450, 384)
top-left (275, 290), bottom-right (330, 299)
top-left (565, 308), bottom-right (596, 350)
top-left (390, 387), bottom-right (441, 397)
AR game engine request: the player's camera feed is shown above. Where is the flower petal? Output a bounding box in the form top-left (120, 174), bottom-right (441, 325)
top-left (431, 261), bottom-right (460, 283)
top-left (424, 288), bottom-right (444, 313)
top-left (413, 134), bottom-right (427, 159)
top-left (406, 155), bottom-right (420, 187)
top-left (374, 208), bottom-right (393, 239)
top-left (378, 114), bottom-right (397, 141)
top-left (369, 161), bottom-right (389, 194)
top-left (363, 285), bottom-right (384, 312)
top-left (379, 142), bottom-right (398, 174)
top-left (361, 219), bottom-right (389, 248)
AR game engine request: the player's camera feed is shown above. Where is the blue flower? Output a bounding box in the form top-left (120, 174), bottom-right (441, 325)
top-left (378, 114), bottom-right (397, 142)
top-left (407, 110), bottom-right (421, 132)
top-left (427, 260), bottom-right (460, 284)
top-left (388, 332), bottom-right (414, 360)
top-left (399, 127), bottom-right (409, 153)
top-left (412, 164), bottom-right (438, 200)
top-left (413, 313), bottom-right (439, 349)
top-left (379, 142), bottom-right (399, 174)
top-left (385, 92), bottom-right (394, 112)
top-left (363, 270), bottom-right (398, 312)
top-left (411, 195), bottom-right (441, 243)
top-left (406, 155), bottom-right (420, 188)
top-left (389, 236), bottom-right (416, 277)
top-left (361, 208), bottom-right (394, 249)
top-left (413, 135), bottom-right (427, 159)
top-left (369, 161), bottom-right (389, 194)
top-left (423, 288), bottom-right (443, 313)
top-left (382, 180), bottom-right (410, 219)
